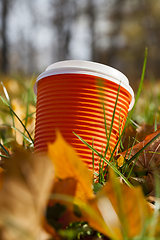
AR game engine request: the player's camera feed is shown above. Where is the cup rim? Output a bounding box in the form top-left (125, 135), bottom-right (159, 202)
top-left (34, 60), bottom-right (135, 110)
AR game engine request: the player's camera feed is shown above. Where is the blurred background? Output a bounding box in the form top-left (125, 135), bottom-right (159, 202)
top-left (0, 0), bottom-right (160, 129)
top-left (1, 0), bottom-right (160, 87)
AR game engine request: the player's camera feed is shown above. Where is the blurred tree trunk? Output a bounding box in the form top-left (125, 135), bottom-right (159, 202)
top-left (105, 0), bottom-right (126, 67)
top-left (87, 0), bottom-right (97, 61)
top-left (0, 0), bottom-right (9, 73)
top-left (51, 0), bottom-right (77, 61)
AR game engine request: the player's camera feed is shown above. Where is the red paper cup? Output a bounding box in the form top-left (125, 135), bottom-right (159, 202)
top-left (34, 60), bottom-right (134, 172)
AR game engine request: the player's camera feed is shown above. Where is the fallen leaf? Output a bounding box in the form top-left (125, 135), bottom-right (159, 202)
top-left (48, 130), bottom-right (94, 203)
top-left (122, 126), bottom-right (160, 195)
top-left (0, 147), bottom-right (54, 240)
top-left (122, 123), bottom-right (160, 151)
top-left (136, 123), bottom-right (160, 142)
top-left (87, 169), bottom-right (153, 240)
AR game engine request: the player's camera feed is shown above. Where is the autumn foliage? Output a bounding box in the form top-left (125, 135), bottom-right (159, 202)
top-left (0, 128), bottom-right (160, 240)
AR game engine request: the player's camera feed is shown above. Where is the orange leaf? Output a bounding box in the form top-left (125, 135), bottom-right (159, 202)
top-left (87, 169), bottom-right (153, 239)
top-left (48, 130), bottom-right (94, 203)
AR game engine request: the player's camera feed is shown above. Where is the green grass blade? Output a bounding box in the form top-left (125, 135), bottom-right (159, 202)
top-left (73, 132), bottom-right (133, 188)
top-left (126, 135), bottom-right (138, 179)
top-left (0, 143), bottom-right (10, 157)
top-left (2, 123), bottom-right (33, 144)
top-left (0, 96), bottom-right (34, 144)
top-left (30, 71), bottom-right (37, 105)
top-left (0, 154), bottom-right (10, 158)
top-left (101, 91), bottom-right (120, 179)
top-left (108, 84), bottom-right (121, 141)
top-left (104, 85), bottom-right (121, 158)
top-left (102, 102), bottom-right (112, 156)
top-left (1, 82), bottom-right (10, 103)
top-left (24, 89), bottom-right (30, 128)
top-left (10, 126), bottom-right (33, 144)
top-left (22, 111), bottom-right (36, 121)
top-left (154, 115), bottom-right (157, 132)
top-left (122, 133), bottom-right (138, 166)
top-left (118, 109), bottom-right (124, 151)
top-left (23, 81), bottom-right (34, 146)
top-left (0, 95), bottom-right (10, 106)
top-left (24, 74), bottom-right (36, 128)
top-left (148, 151), bottom-right (160, 155)
top-left (130, 119), bottom-right (140, 129)
top-left (1, 82), bottom-right (15, 129)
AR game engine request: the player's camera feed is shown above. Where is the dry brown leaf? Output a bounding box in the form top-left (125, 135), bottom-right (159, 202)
top-left (0, 147), bottom-right (54, 240)
top-left (122, 127), bottom-right (160, 195)
top-left (122, 123), bottom-right (160, 151)
top-left (136, 123), bottom-right (160, 142)
top-left (48, 130), bottom-right (94, 203)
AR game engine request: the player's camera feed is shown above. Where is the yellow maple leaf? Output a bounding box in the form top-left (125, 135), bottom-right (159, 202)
top-left (48, 130), bottom-right (94, 203)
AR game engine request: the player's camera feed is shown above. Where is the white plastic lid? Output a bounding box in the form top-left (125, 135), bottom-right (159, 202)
top-left (34, 60), bottom-right (134, 110)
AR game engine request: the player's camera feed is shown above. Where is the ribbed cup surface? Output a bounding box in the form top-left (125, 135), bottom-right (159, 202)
top-left (34, 74), bottom-right (131, 172)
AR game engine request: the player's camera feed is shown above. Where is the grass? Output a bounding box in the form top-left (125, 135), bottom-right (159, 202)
top-left (0, 74), bottom-right (36, 149)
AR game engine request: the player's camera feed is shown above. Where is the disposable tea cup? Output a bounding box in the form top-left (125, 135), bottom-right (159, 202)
top-left (34, 60), bottom-right (134, 172)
